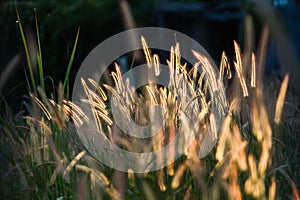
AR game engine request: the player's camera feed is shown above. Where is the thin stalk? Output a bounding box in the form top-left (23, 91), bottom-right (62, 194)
top-left (35, 10), bottom-right (45, 92)
top-left (63, 28), bottom-right (80, 99)
top-left (15, 7), bottom-right (37, 95)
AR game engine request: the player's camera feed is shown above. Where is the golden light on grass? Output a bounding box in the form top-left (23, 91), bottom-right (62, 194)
top-left (30, 93), bottom-right (51, 120)
top-left (232, 125), bottom-right (248, 171)
top-left (219, 51), bottom-right (231, 80)
top-left (233, 41), bottom-right (249, 97)
top-left (63, 100), bottom-right (89, 126)
top-left (192, 50), bottom-right (218, 92)
top-left (215, 115), bottom-right (231, 162)
top-left (184, 185), bottom-right (192, 200)
top-left (30, 89), bottom-right (91, 129)
top-left (251, 53), bottom-right (256, 88)
top-left (209, 113), bottom-right (218, 140)
top-left (80, 82), bottom-right (112, 125)
top-left (88, 78), bottom-right (107, 101)
top-left (77, 164), bottom-right (119, 199)
top-left (158, 169), bottom-right (166, 191)
top-left (63, 150), bottom-right (86, 178)
top-left (274, 74), bottom-right (289, 125)
top-left (141, 36), bottom-right (153, 67)
top-left (167, 119), bottom-right (175, 176)
top-left (49, 99), bottom-right (69, 122)
top-left (257, 105), bottom-right (272, 176)
top-left (153, 54), bottom-right (161, 76)
top-left (20, 34), bottom-right (297, 199)
top-left (244, 155), bottom-right (265, 199)
top-left (8, 3), bottom-right (300, 198)
top-left (269, 177), bottom-right (276, 200)
top-left (24, 116), bottom-right (52, 135)
top-left (292, 182), bottom-right (300, 200)
top-left (228, 164), bottom-right (242, 200)
top-left (251, 104), bottom-right (263, 142)
top-left (175, 43), bottom-right (181, 74)
top-left (74, 37), bottom-right (227, 195)
top-left (83, 86), bottom-right (106, 111)
top-left (171, 161), bottom-right (187, 189)
top-left (169, 46), bottom-right (175, 83)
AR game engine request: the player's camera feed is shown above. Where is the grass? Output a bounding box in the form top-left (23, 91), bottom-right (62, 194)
top-left (1, 9), bottom-right (300, 200)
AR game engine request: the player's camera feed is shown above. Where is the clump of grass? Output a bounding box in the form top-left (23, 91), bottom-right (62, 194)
top-left (1, 11), bottom-right (300, 200)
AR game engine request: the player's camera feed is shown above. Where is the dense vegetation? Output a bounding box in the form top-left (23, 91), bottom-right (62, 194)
top-left (1, 1), bottom-right (299, 199)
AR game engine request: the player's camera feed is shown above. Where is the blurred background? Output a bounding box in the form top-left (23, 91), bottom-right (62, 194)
top-left (1, 0), bottom-right (300, 109)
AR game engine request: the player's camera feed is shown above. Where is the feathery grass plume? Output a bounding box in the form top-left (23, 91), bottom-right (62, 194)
top-left (127, 169), bottom-right (136, 188)
top-left (274, 74), bottom-right (289, 125)
top-left (30, 93), bottom-right (51, 120)
top-left (23, 116), bottom-right (52, 135)
top-left (219, 51), bottom-right (231, 80)
top-left (31, 87), bottom-right (88, 129)
top-left (251, 102), bottom-right (272, 177)
top-left (217, 121), bottom-right (248, 176)
top-left (233, 41), bottom-right (249, 97)
top-left (75, 37), bottom-right (228, 197)
top-left (244, 155), bottom-right (265, 199)
top-left (76, 164), bottom-right (120, 199)
top-left (63, 100), bottom-right (89, 126)
top-left (88, 78), bottom-right (108, 101)
top-left (141, 36), bottom-right (153, 68)
top-left (153, 54), bottom-right (161, 76)
top-left (81, 78), bottom-right (102, 132)
top-left (251, 104), bottom-right (263, 142)
top-left (215, 115), bottom-right (231, 162)
top-left (192, 50), bottom-right (218, 92)
top-left (5, 15), bottom-right (300, 197)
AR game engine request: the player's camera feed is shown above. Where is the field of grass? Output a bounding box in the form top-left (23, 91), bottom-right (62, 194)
top-left (1, 7), bottom-right (300, 200)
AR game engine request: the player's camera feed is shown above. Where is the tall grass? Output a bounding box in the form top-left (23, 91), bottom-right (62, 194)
top-left (1, 11), bottom-right (300, 200)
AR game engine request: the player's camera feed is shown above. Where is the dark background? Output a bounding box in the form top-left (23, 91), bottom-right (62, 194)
top-left (1, 0), bottom-right (300, 110)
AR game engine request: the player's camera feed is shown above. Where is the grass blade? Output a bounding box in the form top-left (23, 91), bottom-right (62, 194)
top-left (15, 6), bottom-right (37, 95)
top-left (63, 28), bottom-right (80, 99)
top-left (35, 10), bottom-right (44, 92)
top-left (274, 74), bottom-right (289, 125)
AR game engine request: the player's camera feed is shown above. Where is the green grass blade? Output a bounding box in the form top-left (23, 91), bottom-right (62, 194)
top-left (15, 6), bottom-right (37, 95)
top-left (35, 10), bottom-right (45, 92)
top-left (63, 28), bottom-right (80, 99)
